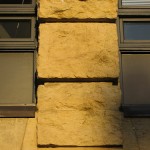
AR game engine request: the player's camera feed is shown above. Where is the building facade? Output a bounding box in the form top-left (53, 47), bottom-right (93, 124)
top-left (0, 0), bottom-right (122, 150)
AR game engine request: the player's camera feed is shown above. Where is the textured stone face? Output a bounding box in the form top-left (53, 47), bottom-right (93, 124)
top-left (38, 0), bottom-right (118, 19)
top-left (37, 83), bottom-right (122, 146)
top-left (38, 110), bottom-right (122, 146)
top-left (37, 83), bottom-right (121, 111)
top-left (0, 118), bottom-right (37, 150)
top-left (38, 23), bottom-right (119, 78)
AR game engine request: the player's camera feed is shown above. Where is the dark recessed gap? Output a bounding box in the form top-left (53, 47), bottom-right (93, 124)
top-left (38, 144), bottom-right (123, 148)
top-left (37, 78), bottom-right (118, 85)
top-left (38, 18), bottom-right (116, 23)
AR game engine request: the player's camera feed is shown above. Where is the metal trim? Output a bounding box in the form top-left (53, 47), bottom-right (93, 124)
top-left (122, 104), bottom-right (150, 117)
top-left (0, 17), bottom-right (35, 42)
top-left (0, 0), bottom-right (36, 14)
top-left (0, 104), bottom-right (36, 117)
top-left (119, 0), bottom-right (150, 8)
top-left (119, 18), bottom-right (150, 48)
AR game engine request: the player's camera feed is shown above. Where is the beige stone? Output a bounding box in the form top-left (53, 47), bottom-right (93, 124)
top-left (22, 118), bottom-right (37, 150)
top-left (0, 118), bottom-right (27, 150)
top-left (38, 23), bottom-right (119, 78)
top-left (38, 0), bottom-right (118, 19)
top-left (38, 110), bottom-right (122, 146)
top-left (37, 83), bottom-right (121, 111)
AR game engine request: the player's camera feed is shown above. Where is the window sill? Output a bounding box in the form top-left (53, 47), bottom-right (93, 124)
top-left (0, 104), bottom-right (36, 118)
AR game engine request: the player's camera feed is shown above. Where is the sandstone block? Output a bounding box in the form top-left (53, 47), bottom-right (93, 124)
top-left (38, 23), bottom-right (119, 78)
top-left (37, 83), bottom-right (121, 111)
top-left (0, 119), bottom-right (28, 150)
top-left (38, 0), bottom-right (118, 19)
top-left (38, 110), bottom-right (122, 146)
top-left (22, 118), bottom-right (37, 150)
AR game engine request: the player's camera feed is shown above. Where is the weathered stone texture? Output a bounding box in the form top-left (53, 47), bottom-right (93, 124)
top-left (38, 23), bottom-right (119, 78)
top-left (0, 119), bottom-right (28, 150)
top-left (37, 83), bottom-right (121, 111)
top-left (38, 110), bottom-right (122, 146)
top-left (22, 118), bottom-right (37, 150)
top-left (0, 118), bottom-right (37, 150)
top-left (37, 83), bottom-right (122, 146)
top-left (38, 0), bottom-right (118, 19)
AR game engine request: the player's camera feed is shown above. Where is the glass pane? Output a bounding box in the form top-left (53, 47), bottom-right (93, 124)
top-left (0, 20), bottom-right (31, 39)
top-left (0, 0), bottom-right (32, 4)
top-left (0, 52), bottom-right (34, 104)
top-left (122, 54), bottom-right (150, 105)
top-left (122, 0), bottom-right (150, 6)
top-left (124, 22), bottom-right (150, 40)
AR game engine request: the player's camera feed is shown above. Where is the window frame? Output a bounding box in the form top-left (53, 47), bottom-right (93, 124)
top-left (0, 0), bottom-right (36, 14)
top-left (118, 0), bottom-right (150, 15)
top-left (119, 50), bottom-right (150, 116)
top-left (119, 0), bottom-right (150, 8)
top-left (0, 50), bottom-right (36, 117)
top-left (0, 17), bottom-right (36, 49)
top-left (119, 18), bottom-right (150, 48)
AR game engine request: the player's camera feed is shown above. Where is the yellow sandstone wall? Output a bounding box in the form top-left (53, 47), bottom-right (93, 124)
top-left (0, 1), bottom-right (122, 150)
top-left (37, 0), bottom-right (122, 150)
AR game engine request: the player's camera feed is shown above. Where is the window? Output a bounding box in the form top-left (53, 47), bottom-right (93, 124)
top-left (118, 0), bottom-right (150, 116)
top-left (0, 17), bottom-right (36, 49)
top-left (118, 0), bottom-right (150, 15)
top-left (119, 18), bottom-right (150, 48)
top-left (0, 0), bottom-right (36, 117)
top-left (121, 0), bottom-right (150, 7)
top-left (0, 0), bottom-right (35, 14)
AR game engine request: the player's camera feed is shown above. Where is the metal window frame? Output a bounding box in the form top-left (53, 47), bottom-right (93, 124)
top-left (120, 51), bottom-right (150, 116)
top-left (0, 0), bottom-right (36, 14)
top-left (118, 0), bottom-right (150, 15)
top-left (0, 17), bottom-right (37, 49)
top-left (119, 18), bottom-right (150, 48)
top-left (0, 50), bottom-right (36, 117)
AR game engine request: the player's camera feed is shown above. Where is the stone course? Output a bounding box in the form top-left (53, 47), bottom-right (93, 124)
top-left (38, 0), bottom-right (118, 19)
top-left (37, 83), bottom-right (122, 146)
top-left (38, 23), bottom-right (119, 78)
top-left (38, 83), bottom-right (121, 111)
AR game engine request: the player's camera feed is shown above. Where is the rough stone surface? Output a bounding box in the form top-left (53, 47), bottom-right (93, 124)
top-left (38, 110), bottom-right (122, 146)
top-left (0, 118), bottom-right (28, 150)
top-left (38, 0), bottom-right (118, 19)
top-left (37, 83), bottom-right (121, 111)
top-left (38, 23), bottom-right (119, 78)
top-left (37, 82), bottom-right (122, 146)
top-left (22, 118), bottom-right (37, 150)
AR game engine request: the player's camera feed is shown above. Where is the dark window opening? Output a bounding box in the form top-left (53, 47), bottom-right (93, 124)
top-left (0, 0), bottom-right (32, 4)
top-left (0, 20), bottom-right (31, 39)
top-left (124, 22), bottom-right (150, 40)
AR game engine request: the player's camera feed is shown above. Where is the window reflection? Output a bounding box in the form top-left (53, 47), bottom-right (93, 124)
top-left (124, 22), bottom-right (150, 40)
top-left (0, 20), bottom-right (31, 39)
top-left (0, 0), bottom-right (32, 4)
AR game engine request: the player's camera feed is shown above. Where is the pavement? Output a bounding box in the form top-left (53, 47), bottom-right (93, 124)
top-left (123, 117), bottom-right (150, 150)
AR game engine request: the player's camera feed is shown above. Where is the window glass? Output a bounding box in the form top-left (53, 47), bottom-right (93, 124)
top-left (0, 20), bottom-right (31, 39)
top-left (0, 0), bottom-right (32, 4)
top-left (0, 52), bottom-right (34, 104)
top-left (124, 22), bottom-right (150, 40)
top-left (122, 0), bottom-right (150, 6)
